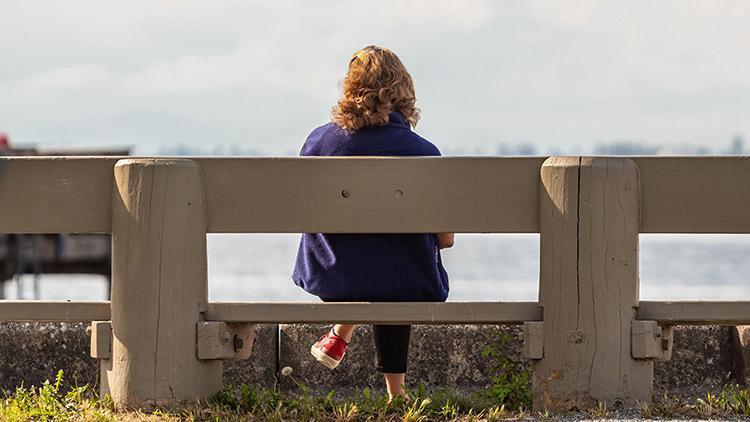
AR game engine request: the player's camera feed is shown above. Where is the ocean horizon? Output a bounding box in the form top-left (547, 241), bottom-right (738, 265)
top-left (3, 234), bottom-right (749, 303)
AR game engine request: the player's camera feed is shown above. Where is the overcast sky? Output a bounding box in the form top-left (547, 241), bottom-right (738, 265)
top-left (1, 1), bottom-right (748, 154)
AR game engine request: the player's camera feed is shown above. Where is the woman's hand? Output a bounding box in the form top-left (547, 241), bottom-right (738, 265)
top-left (436, 233), bottom-right (454, 249)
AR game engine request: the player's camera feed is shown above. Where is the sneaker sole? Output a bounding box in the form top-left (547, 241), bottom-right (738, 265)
top-left (310, 345), bottom-right (342, 369)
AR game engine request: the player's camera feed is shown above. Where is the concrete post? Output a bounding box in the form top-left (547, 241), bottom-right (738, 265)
top-left (534, 157), bottom-right (652, 411)
top-left (107, 159), bottom-right (221, 410)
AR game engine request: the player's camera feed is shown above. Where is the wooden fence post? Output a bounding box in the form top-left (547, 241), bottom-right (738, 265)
top-left (106, 158), bottom-right (221, 409)
top-left (534, 156), bottom-right (651, 411)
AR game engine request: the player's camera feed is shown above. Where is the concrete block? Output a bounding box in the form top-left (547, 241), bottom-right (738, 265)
top-left (277, 324), bottom-right (527, 393)
top-left (222, 324), bottom-right (277, 387)
top-left (0, 322), bottom-right (98, 395)
top-left (0, 322), bottom-right (742, 402)
top-left (653, 326), bottom-right (727, 398)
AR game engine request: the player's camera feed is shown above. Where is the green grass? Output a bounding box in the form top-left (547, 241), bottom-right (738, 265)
top-left (4, 370), bottom-right (750, 420)
top-left (201, 381), bottom-right (519, 421)
top-left (0, 370), bottom-right (116, 421)
top-left (638, 386), bottom-right (750, 419)
top-left (0, 370), bottom-right (523, 421)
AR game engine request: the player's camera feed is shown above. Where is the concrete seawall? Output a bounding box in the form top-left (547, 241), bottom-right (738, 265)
top-left (0, 322), bottom-right (745, 399)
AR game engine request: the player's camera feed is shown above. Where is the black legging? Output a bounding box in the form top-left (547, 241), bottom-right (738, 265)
top-left (373, 325), bottom-right (411, 373)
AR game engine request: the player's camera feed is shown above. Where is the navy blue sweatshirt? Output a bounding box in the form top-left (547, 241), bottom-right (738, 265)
top-left (291, 112), bottom-right (449, 302)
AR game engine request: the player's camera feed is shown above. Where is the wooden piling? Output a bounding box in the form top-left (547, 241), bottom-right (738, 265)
top-left (534, 156), bottom-right (652, 411)
top-left (107, 159), bottom-right (221, 409)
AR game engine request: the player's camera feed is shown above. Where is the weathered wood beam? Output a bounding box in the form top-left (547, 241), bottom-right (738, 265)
top-left (634, 156), bottom-right (750, 233)
top-left (0, 300), bottom-right (110, 321)
top-left (200, 156), bottom-right (544, 233)
top-left (3, 156), bottom-right (750, 234)
top-left (637, 301), bottom-right (750, 325)
top-left (205, 301), bottom-right (542, 324)
top-left (0, 156), bottom-right (544, 234)
top-left (0, 157), bottom-right (117, 233)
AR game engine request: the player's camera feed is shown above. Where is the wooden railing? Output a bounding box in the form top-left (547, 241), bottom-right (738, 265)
top-left (0, 155), bottom-right (749, 411)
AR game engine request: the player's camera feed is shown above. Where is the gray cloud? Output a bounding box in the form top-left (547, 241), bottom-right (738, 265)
top-left (1, 0), bottom-right (748, 154)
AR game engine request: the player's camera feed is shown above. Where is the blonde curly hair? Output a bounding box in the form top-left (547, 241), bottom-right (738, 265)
top-left (331, 46), bottom-right (420, 132)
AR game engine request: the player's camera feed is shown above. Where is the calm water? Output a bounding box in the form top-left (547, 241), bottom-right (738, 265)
top-left (4, 234), bottom-right (750, 302)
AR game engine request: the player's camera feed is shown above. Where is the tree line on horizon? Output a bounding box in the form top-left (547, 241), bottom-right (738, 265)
top-left (157, 133), bottom-right (747, 157)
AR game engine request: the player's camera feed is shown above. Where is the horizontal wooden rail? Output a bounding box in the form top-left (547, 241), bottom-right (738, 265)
top-left (205, 301), bottom-right (543, 324)
top-left (637, 301), bottom-right (750, 324)
top-left (0, 157), bottom-right (116, 233)
top-left (1, 156), bottom-right (543, 234)
top-left (4, 156), bottom-right (749, 234)
top-left (0, 301), bottom-right (111, 321)
top-left (634, 157), bottom-right (750, 233)
top-left (2, 300), bottom-right (749, 326)
top-left (201, 157), bottom-right (543, 233)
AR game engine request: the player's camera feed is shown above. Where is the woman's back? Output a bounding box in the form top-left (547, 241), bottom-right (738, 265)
top-left (292, 111), bottom-right (449, 302)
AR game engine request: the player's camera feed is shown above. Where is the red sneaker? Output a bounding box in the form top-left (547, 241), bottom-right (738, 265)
top-left (310, 329), bottom-right (348, 369)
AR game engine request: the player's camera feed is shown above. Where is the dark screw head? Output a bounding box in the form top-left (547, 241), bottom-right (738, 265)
top-left (341, 189), bottom-right (350, 198)
top-left (233, 335), bottom-right (244, 352)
